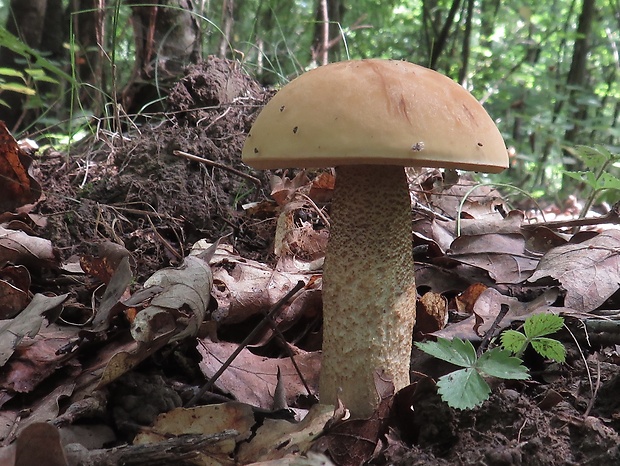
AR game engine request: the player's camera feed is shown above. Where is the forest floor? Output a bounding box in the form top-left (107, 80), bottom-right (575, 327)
top-left (0, 57), bottom-right (619, 466)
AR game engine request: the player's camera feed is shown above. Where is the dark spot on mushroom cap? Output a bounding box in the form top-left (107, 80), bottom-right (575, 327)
top-left (293, 126), bottom-right (298, 134)
top-left (280, 106), bottom-right (285, 112)
top-left (253, 148), bottom-right (259, 154)
top-left (477, 142), bottom-right (483, 147)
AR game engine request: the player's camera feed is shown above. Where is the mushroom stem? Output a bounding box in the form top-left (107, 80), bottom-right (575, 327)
top-left (320, 164), bottom-right (416, 417)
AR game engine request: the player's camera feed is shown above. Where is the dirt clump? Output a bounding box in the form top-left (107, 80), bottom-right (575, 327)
top-left (36, 56), bottom-right (275, 281)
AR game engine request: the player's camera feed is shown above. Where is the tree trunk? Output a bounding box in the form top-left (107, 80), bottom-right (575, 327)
top-left (429, 0), bottom-right (462, 70)
top-left (218, 0), bottom-right (235, 59)
top-left (123, 0), bottom-right (201, 114)
top-left (563, 0), bottom-right (596, 145)
top-left (458, 0), bottom-right (474, 84)
top-left (69, 0), bottom-right (106, 117)
top-left (310, 0), bottom-right (346, 65)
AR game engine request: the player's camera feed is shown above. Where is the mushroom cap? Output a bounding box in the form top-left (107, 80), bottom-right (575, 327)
top-left (243, 59), bottom-right (508, 173)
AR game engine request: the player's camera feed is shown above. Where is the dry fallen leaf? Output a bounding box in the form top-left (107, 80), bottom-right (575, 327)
top-left (0, 225), bottom-right (59, 268)
top-left (528, 229), bottom-right (620, 311)
top-left (314, 372), bottom-right (393, 466)
top-left (0, 323), bottom-right (80, 397)
top-left (137, 402), bottom-right (254, 443)
top-left (197, 340), bottom-right (320, 410)
top-left (209, 243), bottom-right (318, 325)
top-left (274, 201), bottom-right (328, 269)
top-left (0, 264), bottom-right (30, 319)
top-left (433, 287), bottom-right (560, 341)
top-left (448, 233), bottom-right (539, 284)
top-left (415, 291), bottom-right (448, 335)
top-left (0, 122), bottom-right (42, 213)
top-left (130, 254), bottom-right (212, 343)
top-left (237, 403), bottom-right (336, 463)
top-left (134, 402), bottom-right (255, 465)
top-left (14, 422), bottom-right (67, 466)
top-left (415, 171), bottom-right (507, 224)
top-left (270, 171), bottom-right (311, 205)
top-left (0, 293), bottom-right (68, 367)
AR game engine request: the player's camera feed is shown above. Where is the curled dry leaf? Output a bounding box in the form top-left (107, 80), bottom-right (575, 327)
top-left (454, 283), bottom-right (489, 314)
top-left (80, 241), bottom-right (132, 284)
top-left (307, 171), bottom-right (335, 204)
top-left (130, 254), bottom-right (212, 343)
top-left (271, 171), bottom-right (311, 205)
top-left (0, 293), bottom-right (68, 367)
top-left (455, 209), bottom-right (525, 236)
top-left (415, 291), bottom-right (448, 335)
top-left (95, 337), bottom-right (170, 389)
top-left (433, 287), bottom-right (561, 341)
top-left (0, 225), bottom-right (59, 268)
top-left (88, 256), bottom-right (134, 333)
top-left (12, 383), bottom-right (75, 441)
top-left (412, 216), bottom-right (455, 255)
top-left (414, 170), bottom-right (507, 222)
top-left (274, 200), bottom-right (329, 271)
top-left (313, 372), bottom-right (394, 466)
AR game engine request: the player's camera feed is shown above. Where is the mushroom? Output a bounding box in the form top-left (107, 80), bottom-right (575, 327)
top-left (242, 59), bottom-right (508, 417)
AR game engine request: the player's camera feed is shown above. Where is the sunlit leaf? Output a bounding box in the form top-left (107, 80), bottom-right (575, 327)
top-left (0, 82), bottom-right (35, 95)
top-left (531, 337), bottom-right (566, 362)
top-left (524, 313), bottom-right (564, 338)
top-left (0, 67), bottom-right (25, 78)
top-left (500, 329), bottom-right (527, 354)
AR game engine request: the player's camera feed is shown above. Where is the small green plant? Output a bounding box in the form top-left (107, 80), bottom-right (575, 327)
top-left (415, 338), bottom-right (529, 410)
top-left (416, 313), bottom-right (566, 410)
top-left (564, 145), bottom-right (620, 214)
top-left (500, 313), bottom-right (566, 362)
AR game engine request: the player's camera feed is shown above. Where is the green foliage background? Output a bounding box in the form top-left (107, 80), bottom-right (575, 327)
top-left (1, 0), bottom-right (619, 201)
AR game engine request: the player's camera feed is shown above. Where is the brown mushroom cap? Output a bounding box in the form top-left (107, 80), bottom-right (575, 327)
top-left (242, 59), bottom-right (508, 172)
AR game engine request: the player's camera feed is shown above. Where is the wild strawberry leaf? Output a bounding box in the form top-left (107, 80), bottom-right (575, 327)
top-left (436, 368), bottom-right (490, 410)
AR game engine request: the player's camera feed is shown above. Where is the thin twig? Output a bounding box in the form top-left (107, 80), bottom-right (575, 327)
top-left (522, 200), bottom-right (620, 231)
top-left (145, 213), bottom-right (183, 261)
top-left (565, 323), bottom-right (594, 399)
top-left (256, 294), bottom-right (314, 397)
top-left (583, 358), bottom-right (601, 419)
top-left (173, 149), bottom-right (263, 188)
top-left (185, 280), bottom-right (306, 407)
top-left (477, 303), bottom-right (510, 357)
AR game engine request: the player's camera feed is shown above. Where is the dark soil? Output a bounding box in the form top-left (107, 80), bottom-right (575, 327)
top-left (23, 57), bottom-right (620, 465)
top-left (36, 56), bottom-right (276, 282)
top-left (390, 351), bottom-right (620, 465)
